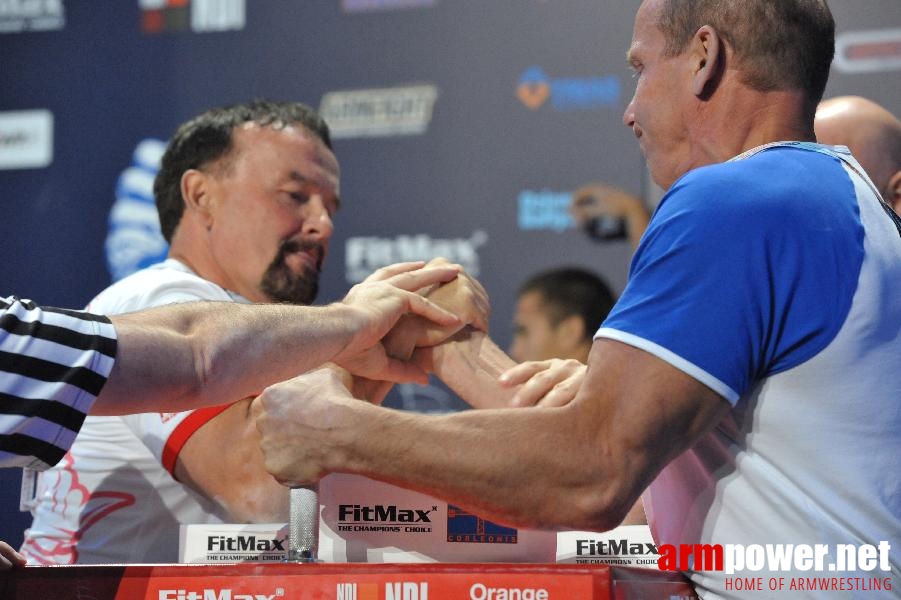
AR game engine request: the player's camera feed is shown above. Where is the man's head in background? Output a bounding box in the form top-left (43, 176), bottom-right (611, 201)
top-left (154, 100), bottom-right (340, 305)
top-left (510, 267), bottom-right (616, 363)
top-left (816, 95), bottom-right (901, 215)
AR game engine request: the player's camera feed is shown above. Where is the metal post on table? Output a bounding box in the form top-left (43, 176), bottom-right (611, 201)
top-left (286, 484), bottom-right (319, 563)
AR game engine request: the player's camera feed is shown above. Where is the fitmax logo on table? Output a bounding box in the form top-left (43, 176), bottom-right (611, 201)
top-left (336, 504), bottom-right (437, 533)
top-left (158, 589), bottom-right (283, 600)
top-left (516, 66), bottom-right (620, 111)
top-left (575, 538), bottom-right (659, 567)
top-left (139, 0), bottom-right (245, 33)
top-left (206, 534), bottom-right (286, 553)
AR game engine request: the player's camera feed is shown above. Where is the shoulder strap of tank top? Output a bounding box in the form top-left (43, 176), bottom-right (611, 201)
top-left (733, 141), bottom-right (901, 237)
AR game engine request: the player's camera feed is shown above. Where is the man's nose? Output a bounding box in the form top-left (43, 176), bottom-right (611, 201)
top-left (622, 98), bottom-right (636, 128)
top-left (301, 195), bottom-right (334, 240)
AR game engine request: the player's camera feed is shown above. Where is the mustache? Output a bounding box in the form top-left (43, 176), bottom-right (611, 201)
top-left (278, 239), bottom-right (324, 270)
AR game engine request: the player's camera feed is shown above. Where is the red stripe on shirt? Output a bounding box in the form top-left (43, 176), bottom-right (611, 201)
top-left (161, 404), bottom-right (233, 478)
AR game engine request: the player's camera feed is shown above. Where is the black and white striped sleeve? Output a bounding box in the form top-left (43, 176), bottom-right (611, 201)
top-left (0, 296), bottom-right (118, 470)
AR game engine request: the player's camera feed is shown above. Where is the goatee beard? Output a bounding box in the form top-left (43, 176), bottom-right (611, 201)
top-left (259, 239), bottom-right (323, 305)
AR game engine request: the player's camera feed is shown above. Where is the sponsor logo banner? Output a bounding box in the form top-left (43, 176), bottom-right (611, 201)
top-left (557, 525), bottom-right (659, 568)
top-left (517, 66), bottom-right (620, 111)
top-left (337, 503), bottom-right (437, 534)
top-left (180, 523), bottom-right (288, 564)
top-left (139, 0), bottom-right (245, 34)
top-left (105, 138), bottom-right (169, 281)
top-left (446, 505), bottom-right (517, 544)
top-left (0, 109), bottom-right (53, 169)
top-left (320, 84), bottom-right (438, 139)
top-left (341, 0), bottom-right (437, 13)
top-left (0, 0), bottom-right (65, 33)
top-left (344, 230), bottom-right (486, 283)
top-left (319, 474), bottom-right (556, 563)
top-left (517, 188), bottom-right (627, 239)
top-left (142, 573), bottom-right (591, 600)
top-left (835, 28), bottom-right (901, 73)
top-left (517, 189), bottom-right (573, 232)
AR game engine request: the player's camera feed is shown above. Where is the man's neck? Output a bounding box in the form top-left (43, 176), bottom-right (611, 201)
top-left (692, 86), bottom-right (817, 167)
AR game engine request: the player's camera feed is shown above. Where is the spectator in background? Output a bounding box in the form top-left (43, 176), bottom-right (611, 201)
top-left (815, 95), bottom-right (901, 215)
top-left (510, 267), bottom-right (615, 364)
top-left (570, 183), bottom-right (650, 251)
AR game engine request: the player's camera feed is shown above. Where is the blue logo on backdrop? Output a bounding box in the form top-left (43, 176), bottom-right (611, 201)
top-left (105, 139), bottom-right (169, 281)
top-left (516, 66), bottom-right (620, 111)
top-left (447, 505), bottom-right (518, 544)
top-left (518, 189), bottom-right (574, 232)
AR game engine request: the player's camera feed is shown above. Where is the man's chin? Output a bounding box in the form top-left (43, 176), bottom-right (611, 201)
top-left (260, 275), bottom-right (318, 305)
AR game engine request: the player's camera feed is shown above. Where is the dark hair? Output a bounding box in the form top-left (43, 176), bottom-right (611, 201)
top-left (154, 100), bottom-right (332, 243)
top-left (519, 267), bottom-right (616, 342)
top-left (657, 0), bottom-right (834, 109)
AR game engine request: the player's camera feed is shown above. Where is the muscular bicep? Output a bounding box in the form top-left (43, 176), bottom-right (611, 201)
top-left (174, 398), bottom-right (289, 523)
top-left (576, 338), bottom-right (730, 502)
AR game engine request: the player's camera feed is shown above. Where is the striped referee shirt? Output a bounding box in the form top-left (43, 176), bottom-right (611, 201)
top-left (0, 296), bottom-right (117, 470)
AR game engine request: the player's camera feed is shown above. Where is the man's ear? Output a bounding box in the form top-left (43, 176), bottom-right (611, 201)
top-left (180, 169), bottom-right (215, 229)
top-left (557, 314), bottom-right (587, 348)
top-left (887, 170), bottom-right (901, 215)
top-left (690, 25), bottom-right (723, 99)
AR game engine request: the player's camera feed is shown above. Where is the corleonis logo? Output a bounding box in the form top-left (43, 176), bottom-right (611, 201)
top-left (835, 28), bottom-right (901, 73)
top-left (447, 505), bottom-right (517, 544)
top-left (516, 66), bottom-right (620, 111)
top-left (139, 0), bottom-right (245, 33)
